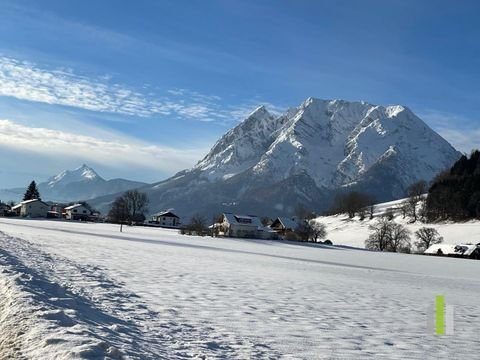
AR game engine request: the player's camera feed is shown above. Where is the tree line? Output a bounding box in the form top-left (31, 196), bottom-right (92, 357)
top-left (365, 217), bottom-right (443, 253)
top-left (426, 150), bottom-right (480, 221)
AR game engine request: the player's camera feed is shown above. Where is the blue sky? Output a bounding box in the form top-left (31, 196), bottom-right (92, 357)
top-left (0, 0), bottom-right (479, 189)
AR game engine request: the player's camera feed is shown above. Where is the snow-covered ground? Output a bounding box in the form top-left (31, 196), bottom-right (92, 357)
top-left (317, 198), bottom-right (480, 249)
top-left (0, 217), bottom-right (479, 359)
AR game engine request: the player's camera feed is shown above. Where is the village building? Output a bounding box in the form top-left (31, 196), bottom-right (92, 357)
top-left (47, 203), bottom-right (67, 218)
top-left (146, 210), bottom-right (181, 228)
top-left (218, 213), bottom-right (276, 239)
top-left (11, 199), bottom-right (49, 218)
top-left (424, 243), bottom-right (480, 260)
top-left (64, 204), bottom-right (92, 221)
top-left (270, 217), bottom-right (298, 235)
top-left (0, 202), bottom-right (11, 216)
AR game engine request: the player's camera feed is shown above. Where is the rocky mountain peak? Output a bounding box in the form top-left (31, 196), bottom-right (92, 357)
top-left (89, 97), bottom-right (462, 217)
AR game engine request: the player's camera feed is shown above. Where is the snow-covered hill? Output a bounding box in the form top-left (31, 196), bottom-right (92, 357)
top-left (91, 98), bottom-right (461, 217)
top-left (0, 165), bottom-right (146, 203)
top-left (0, 218), bottom-right (479, 358)
top-left (314, 197), bottom-right (480, 249)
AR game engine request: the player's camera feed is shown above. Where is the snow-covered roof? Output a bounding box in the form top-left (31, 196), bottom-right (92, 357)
top-left (152, 211), bottom-right (179, 218)
top-left (272, 217), bottom-right (298, 230)
top-left (64, 204), bottom-right (86, 210)
top-left (424, 243), bottom-right (479, 256)
top-left (23, 199), bottom-right (43, 204)
top-left (12, 199), bottom-right (47, 209)
top-left (223, 213), bottom-right (264, 228)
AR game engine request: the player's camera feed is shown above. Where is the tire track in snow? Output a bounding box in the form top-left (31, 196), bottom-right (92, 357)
top-left (0, 232), bottom-right (281, 359)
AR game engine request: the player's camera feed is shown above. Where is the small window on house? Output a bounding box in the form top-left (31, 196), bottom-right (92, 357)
top-left (83, 210), bottom-right (87, 214)
top-left (74, 209), bottom-right (77, 213)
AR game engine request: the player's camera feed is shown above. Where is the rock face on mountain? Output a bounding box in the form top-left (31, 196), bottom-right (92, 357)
top-left (91, 98), bottom-right (461, 217)
top-left (0, 165), bottom-right (146, 203)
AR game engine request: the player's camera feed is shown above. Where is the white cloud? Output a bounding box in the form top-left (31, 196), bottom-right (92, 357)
top-left (0, 119), bottom-right (204, 173)
top-left (0, 56), bottom-right (282, 123)
top-left (435, 128), bottom-right (480, 154)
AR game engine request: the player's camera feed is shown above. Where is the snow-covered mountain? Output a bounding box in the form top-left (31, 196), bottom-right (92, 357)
top-left (0, 165), bottom-right (146, 203)
top-left (46, 164), bottom-right (101, 188)
top-left (90, 98), bottom-right (461, 217)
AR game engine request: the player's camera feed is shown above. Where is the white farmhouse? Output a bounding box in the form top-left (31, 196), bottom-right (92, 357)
top-left (219, 213), bottom-right (276, 239)
top-left (64, 204), bottom-right (91, 221)
top-left (11, 199), bottom-right (49, 218)
top-left (147, 210), bottom-right (181, 228)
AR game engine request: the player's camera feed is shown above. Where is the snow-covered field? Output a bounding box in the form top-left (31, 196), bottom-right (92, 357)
top-left (0, 217), bottom-right (479, 359)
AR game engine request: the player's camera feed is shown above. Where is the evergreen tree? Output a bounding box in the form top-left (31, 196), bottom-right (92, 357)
top-left (23, 181), bottom-right (41, 201)
top-left (426, 150), bottom-right (480, 221)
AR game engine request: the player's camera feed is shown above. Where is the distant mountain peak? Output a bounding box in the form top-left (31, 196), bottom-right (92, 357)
top-left (0, 165), bottom-right (147, 203)
top-left (248, 104), bottom-right (269, 117)
top-left (75, 164), bottom-right (100, 180)
top-left (47, 164), bottom-right (103, 188)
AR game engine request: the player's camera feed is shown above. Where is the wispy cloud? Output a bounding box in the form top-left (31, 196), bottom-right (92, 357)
top-left (419, 109), bottom-right (480, 153)
top-left (0, 56), bottom-right (282, 122)
top-left (0, 119), bottom-right (205, 172)
top-left (435, 128), bottom-right (480, 154)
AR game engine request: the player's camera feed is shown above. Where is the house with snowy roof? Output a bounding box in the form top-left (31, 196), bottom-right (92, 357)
top-left (146, 210), bottom-right (181, 228)
top-left (270, 217), bottom-right (298, 235)
top-left (64, 203), bottom-right (92, 221)
top-left (218, 213), bottom-right (276, 239)
top-left (47, 203), bottom-right (67, 219)
top-left (424, 243), bottom-right (480, 260)
top-left (11, 199), bottom-right (49, 218)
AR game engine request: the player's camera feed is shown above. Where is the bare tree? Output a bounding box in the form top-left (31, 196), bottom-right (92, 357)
top-left (366, 219), bottom-right (411, 253)
top-left (358, 207), bottom-right (366, 221)
top-left (108, 197), bottom-right (129, 232)
top-left (408, 180), bottom-right (428, 199)
top-left (295, 220), bottom-right (312, 242)
top-left (400, 199), bottom-right (410, 219)
top-left (387, 223), bottom-right (411, 253)
top-left (123, 190), bottom-right (149, 224)
top-left (414, 227), bottom-right (443, 252)
top-left (108, 190), bottom-right (149, 231)
top-left (418, 200), bottom-right (427, 222)
top-left (310, 221), bottom-right (327, 242)
top-left (329, 192), bottom-right (376, 218)
top-left (186, 214), bottom-right (208, 236)
top-left (369, 203), bottom-right (375, 219)
top-left (383, 207), bottom-right (395, 221)
top-left (406, 180), bottom-right (427, 222)
top-left (365, 218), bottom-right (393, 251)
